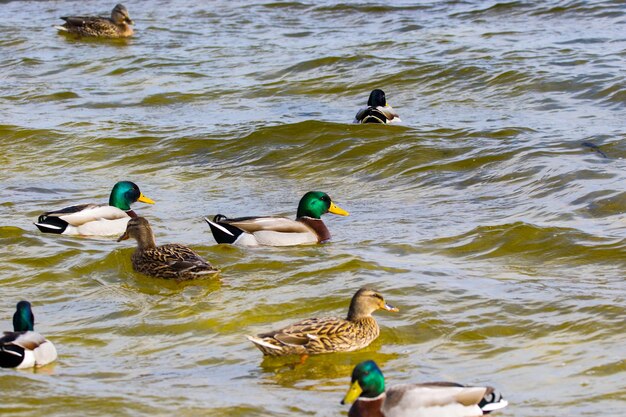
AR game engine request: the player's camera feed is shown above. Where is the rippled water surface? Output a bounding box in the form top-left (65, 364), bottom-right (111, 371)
top-left (1, 1), bottom-right (625, 416)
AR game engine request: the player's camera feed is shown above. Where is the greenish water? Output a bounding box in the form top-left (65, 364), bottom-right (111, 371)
top-left (1, 1), bottom-right (625, 416)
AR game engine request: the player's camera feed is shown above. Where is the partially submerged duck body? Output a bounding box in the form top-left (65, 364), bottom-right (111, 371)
top-left (56, 3), bottom-right (134, 38)
top-left (0, 301), bottom-right (57, 369)
top-left (118, 217), bottom-right (219, 281)
top-left (342, 361), bottom-right (508, 417)
top-left (205, 191), bottom-right (349, 247)
top-left (34, 181), bottom-right (154, 237)
top-left (246, 288), bottom-right (398, 357)
top-left (354, 89), bottom-right (401, 124)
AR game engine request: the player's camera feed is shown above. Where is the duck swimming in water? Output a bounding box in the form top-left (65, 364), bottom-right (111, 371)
top-left (118, 217), bottom-right (219, 281)
top-left (354, 89), bottom-right (401, 124)
top-left (246, 288), bottom-right (398, 357)
top-left (34, 181), bottom-right (154, 237)
top-left (204, 191), bottom-right (349, 247)
top-left (342, 360), bottom-right (509, 417)
top-left (55, 3), bottom-right (134, 38)
top-left (0, 301), bottom-right (57, 369)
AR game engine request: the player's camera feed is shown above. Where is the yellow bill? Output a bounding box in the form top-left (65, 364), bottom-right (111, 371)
top-left (138, 193), bottom-right (155, 204)
top-left (328, 202), bottom-right (349, 216)
top-left (341, 380), bottom-right (363, 405)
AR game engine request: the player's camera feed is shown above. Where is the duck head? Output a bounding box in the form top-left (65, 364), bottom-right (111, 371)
top-left (367, 89), bottom-right (387, 107)
top-left (112, 4), bottom-right (133, 25)
top-left (347, 288), bottom-right (399, 320)
top-left (117, 217), bottom-right (157, 249)
top-left (342, 360), bottom-right (386, 404)
top-left (13, 300), bottom-right (35, 332)
top-left (296, 191), bottom-right (349, 219)
top-left (109, 181), bottom-right (154, 211)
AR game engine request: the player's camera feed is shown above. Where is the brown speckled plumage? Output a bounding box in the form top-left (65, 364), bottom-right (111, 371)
top-left (118, 217), bottom-right (219, 281)
top-left (57, 4), bottom-right (134, 38)
top-left (246, 288), bottom-right (398, 356)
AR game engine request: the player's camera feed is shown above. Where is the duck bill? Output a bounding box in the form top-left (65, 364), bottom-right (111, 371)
top-left (126, 18), bottom-right (134, 25)
top-left (384, 303), bottom-right (399, 312)
top-left (328, 202), bottom-right (349, 216)
top-left (117, 231), bottom-right (129, 242)
top-left (138, 193), bottom-right (155, 204)
top-left (341, 380), bottom-right (363, 405)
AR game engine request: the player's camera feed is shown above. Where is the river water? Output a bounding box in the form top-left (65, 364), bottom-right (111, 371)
top-left (1, 1), bottom-right (625, 416)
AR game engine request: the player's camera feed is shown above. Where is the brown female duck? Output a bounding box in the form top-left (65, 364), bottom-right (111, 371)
top-left (118, 217), bottom-right (219, 281)
top-left (246, 288), bottom-right (398, 356)
top-left (56, 4), bottom-right (134, 38)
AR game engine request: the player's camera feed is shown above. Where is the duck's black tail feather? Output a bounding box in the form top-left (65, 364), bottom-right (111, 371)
top-left (204, 216), bottom-right (243, 244)
top-left (479, 387), bottom-right (508, 413)
top-left (34, 216), bottom-right (68, 234)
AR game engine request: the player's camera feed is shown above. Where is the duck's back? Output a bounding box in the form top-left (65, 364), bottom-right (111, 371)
top-left (58, 16), bottom-right (131, 38)
top-left (132, 244), bottom-right (218, 280)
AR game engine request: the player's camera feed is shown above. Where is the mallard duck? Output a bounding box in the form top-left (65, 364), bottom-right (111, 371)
top-left (35, 181), bottom-right (154, 236)
top-left (55, 3), bottom-right (134, 38)
top-left (204, 191), bottom-right (349, 246)
top-left (246, 288), bottom-right (398, 357)
top-left (1, 301), bottom-right (57, 369)
top-left (354, 89), bottom-right (402, 124)
top-left (118, 217), bottom-right (219, 281)
top-left (342, 360), bottom-right (509, 417)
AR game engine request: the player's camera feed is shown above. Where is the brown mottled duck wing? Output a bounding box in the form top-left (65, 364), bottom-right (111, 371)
top-left (135, 244), bottom-right (216, 278)
top-left (265, 317), bottom-right (356, 348)
top-left (60, 16), bottom-right (120, 37)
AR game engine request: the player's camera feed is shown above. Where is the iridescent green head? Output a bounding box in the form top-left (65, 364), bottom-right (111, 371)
top-left (13, 300), bottom-right (35, 332)
top-left (109, 181), bottom-right (155, 211)
top-left (341, 360), bottom-right (386, 404)
top-left (296, 191), bottom-right (349, 219)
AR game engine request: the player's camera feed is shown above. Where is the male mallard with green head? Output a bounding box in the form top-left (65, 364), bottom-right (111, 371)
top-left (342, 360), bottom-right (508, 417)
top-left (56, 3), bottom-right (134, 38)
top-left (205, 191), bottom-right (349, 246)
top-left (354, 89), bottom-right (401, 124)
top-left (118, 217), bottom-right (219, 281)
top-left (246, 288), bottom-right (398, 356)
top-left (1, 301), bottom-right (57, 369)
top-left (35, 181), bottom-right (154, 236)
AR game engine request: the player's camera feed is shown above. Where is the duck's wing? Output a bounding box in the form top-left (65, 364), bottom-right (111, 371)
top-left (1, 331), bottom-right (47, 350)
top-left (60, 16), bottom-right (107, 28)
top-left (384, 383), bottom-right (507, 416)
top-left (61, 16), bottom-right (93, 25)
top-left (140, 244), bottom-right (218, 277)
top-left (218, 216), bottom-right (311, 234)
top-left (354, 106), bottom-right (370, 123)
top-left (40, 204), bottom-right (128, 226)
top-left (260, 316), bottom-right (350, 346)
top-left (377, 105), bottom-right (401, 123)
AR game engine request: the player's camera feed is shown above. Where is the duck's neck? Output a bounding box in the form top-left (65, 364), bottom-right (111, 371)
top-left (349, 395), bottom-right (386, 417)
top-left (347, 299), bottom-right (375, 321)
top-left (297, 217), bottom-right (331, 242)
top-left (134, 227), bottom-right (157, 251)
